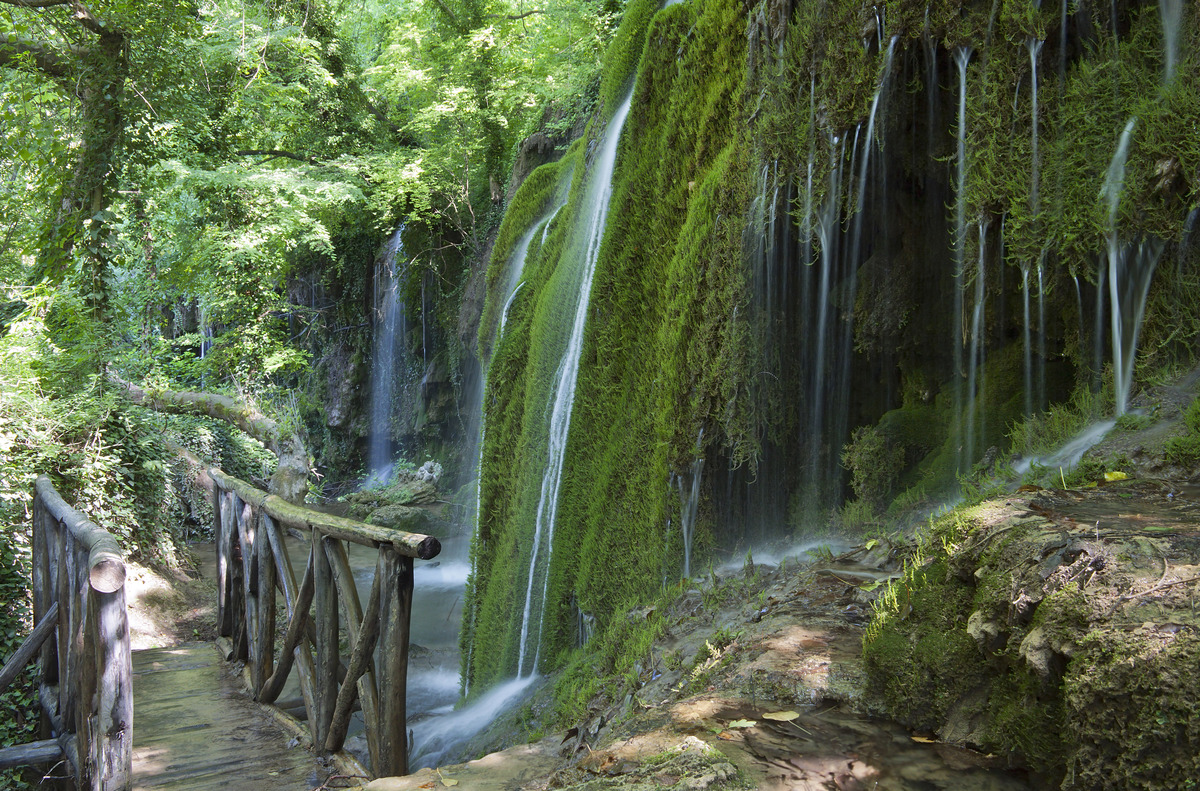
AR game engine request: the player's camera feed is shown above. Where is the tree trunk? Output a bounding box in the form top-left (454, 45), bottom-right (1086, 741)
top-left (111, 375), bottom-right (311, 504)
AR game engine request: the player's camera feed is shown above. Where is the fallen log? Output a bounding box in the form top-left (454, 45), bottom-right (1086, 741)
top-left (109, 370), bottom-right (310, 504)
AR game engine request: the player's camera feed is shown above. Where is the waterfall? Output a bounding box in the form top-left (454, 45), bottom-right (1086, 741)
top-left (676, 430), bottom-right (705, 579)
top-left (810, 135), bottom-right (845, 497)
top-left (1037, 260), bottom-right (1046, 412)
top-left (1102, 118), bottom-right (1140, 415)
top-left (1060, 0), bottom-right (1069, 80)
top-left (515, 90), bottom-right (636, 677)
top-left (1102, 118), bottom-right (1164, 415)
top-left (1028, 38), bottom-right (1043, 222)
top-left (838, 34), bottom-right (898, 462)
top-left (495, 200), bottom-right (568, 339)
top-left (1160, 0), bottom-right (1183, 84)
top-left (800, 38), bottom-right (897, 509)
top-left (1022, 266), bottom-right (1033, 421)
top-left (966, 220), bottom-right (988, 466)
top-left (952, 47), bottom-right (972, 472)
top-left (1074, 275), bottom-right (1086, 357)
top-left (366, 226), bottom-right (407, 484)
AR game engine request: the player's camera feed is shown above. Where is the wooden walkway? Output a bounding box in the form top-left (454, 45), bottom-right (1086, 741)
top-left (130, 644), bottom-right (326, 791)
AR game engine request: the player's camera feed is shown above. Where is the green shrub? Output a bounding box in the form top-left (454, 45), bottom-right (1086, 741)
top-left (1165, 398), bottom-right (1200, 466)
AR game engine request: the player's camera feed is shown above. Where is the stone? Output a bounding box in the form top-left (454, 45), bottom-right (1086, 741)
top-left (367, 504), bottom-right (432, 532)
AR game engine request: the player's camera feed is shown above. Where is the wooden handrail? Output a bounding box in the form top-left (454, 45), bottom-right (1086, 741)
top-left (210, 468), bottom-right (440, 778)
top-left (0, 476), bottom-right (134, 790)
top-left (209, 468), bottom-right (441, 559)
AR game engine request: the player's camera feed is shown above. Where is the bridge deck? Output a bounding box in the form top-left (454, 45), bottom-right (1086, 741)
top-left (131, 643), bottom-right (327, 791)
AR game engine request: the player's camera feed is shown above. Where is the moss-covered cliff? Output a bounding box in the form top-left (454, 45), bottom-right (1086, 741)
top-left (464, 0), bottom-right (1200, 689)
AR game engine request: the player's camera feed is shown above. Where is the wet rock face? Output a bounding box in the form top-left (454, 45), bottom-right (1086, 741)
top-left (321, 340), bottom-right (357, 429)
top-left (505, 132), bottom-right (559, 205)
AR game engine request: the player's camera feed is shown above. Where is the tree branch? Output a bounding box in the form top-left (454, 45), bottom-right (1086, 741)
top-left (0, 0), bottom-right (72, 8)
top-left (486, 10), bottom-right (543, 20)
top-left (429, 0), bottom-right (461, 30)
top-left (236, 149), bottom-right (318, 164)
top-left (68, 1), bottom-right (118, 39)
top-left (0, 35), bottom-right (71, 78)
top-left (109, 371), bottom-right (311, 504)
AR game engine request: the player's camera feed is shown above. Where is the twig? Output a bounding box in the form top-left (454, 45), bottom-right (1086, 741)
top-left (314, 773), bottom-right (368, 790)
top-left (1105, 572), bottom-right (1200, 618)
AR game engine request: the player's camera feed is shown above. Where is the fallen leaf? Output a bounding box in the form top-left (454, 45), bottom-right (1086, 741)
top-left (717, 730), bottom-right (737, 740)
top-left (864, 538), bottom-right (879, 551)
top-left (762, 710), bottom-right (799, 721)
top-left (911, 735), bottom-right (937, 744)
top-left (727, 718), bottom-right (756, 728)
top-left (442, 780), bottom-right (459, 787)
top-left (419, 783), bottom-right (436, 789)
top-left (1104, 471), bottom-right (1129, 482)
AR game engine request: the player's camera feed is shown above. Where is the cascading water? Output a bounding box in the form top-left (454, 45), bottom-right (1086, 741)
top-left (675, 430), bottom-right (705, 579)
top-left (1102, 118), bottom-right (1162, 415)
top-left (1037, 261), bottom-right (1046, 412)
top-left (965, 220), bottom-right (988, 466)
top-left (515, 90), bottom-right (636, 678)
top-left (495, 198), bottom-right (570, 342)
top-left (1160, 0), bottom-right (1183, 84)
top-left (366, 226), bottom-right (407, 484)
top-left (1022, 265), bottom-right (1033, 421)
top-left (1029, 37), bottom-right (1047, 418)
top-left (795, 37), bottom-right (897, 512)
top-left (952, 46), bottom-right (972, 471)
top-left (1028, 38), bottom-right (1043, 220)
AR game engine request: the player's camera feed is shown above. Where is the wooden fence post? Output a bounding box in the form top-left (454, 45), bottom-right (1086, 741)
top-left (377, 547), bottom-right (413, 777)
top-left (313, 532), bottom-right (338, 749)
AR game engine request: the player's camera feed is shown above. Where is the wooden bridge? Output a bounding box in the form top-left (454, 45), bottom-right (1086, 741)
top-left (0, 471), bottom-right (441, 790)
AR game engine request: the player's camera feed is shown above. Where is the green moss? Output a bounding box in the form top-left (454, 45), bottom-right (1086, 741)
top-left (1065, 631), bottom-right (1200, 790)
top-left (864, 559), bottom-right (985, 729)
top-left (465, 0), bottom-right (751, 689)
top-left (596, 0), bottom-right (663, 114)
top-left (478, 150), bottom-right (579, 360)
top-left (468, 0), bottom-right (1200, 697)
top-left (1165, 397), bottom-right (1200, 466)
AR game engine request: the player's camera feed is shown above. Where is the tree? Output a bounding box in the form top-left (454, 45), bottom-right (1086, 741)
top-left (0, 0), bottom-right (130, 320)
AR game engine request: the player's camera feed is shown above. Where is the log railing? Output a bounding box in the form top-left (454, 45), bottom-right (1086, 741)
top-left (211, 468), bottom-right (440, 778)
top-left (0, 476), bottom-right (132, 791)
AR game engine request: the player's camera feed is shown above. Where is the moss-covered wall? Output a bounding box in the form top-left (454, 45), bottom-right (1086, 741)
top-left (465, 0), bottom-right (1200, 687)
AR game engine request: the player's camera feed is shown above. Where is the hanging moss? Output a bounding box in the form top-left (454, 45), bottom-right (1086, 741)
top-left (464, 0), bottom-right (751, 689)
top-left (467, 0), bottom-right (1200, 691)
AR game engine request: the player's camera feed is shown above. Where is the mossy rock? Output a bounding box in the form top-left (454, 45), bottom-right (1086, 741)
top-left (1064, 630), bottom-right (1200, 791)
top-left (365, 504), bottom-right (433, 533)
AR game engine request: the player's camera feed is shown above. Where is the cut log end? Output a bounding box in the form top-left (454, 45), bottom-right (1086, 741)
top-left (89, 557), bottom-right (126, 593)
top-left (415, 536), bottom-right (441, 561)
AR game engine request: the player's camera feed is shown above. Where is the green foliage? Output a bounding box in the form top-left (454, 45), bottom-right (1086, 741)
top-left (1009, 382), bottom-right (1108, 459)
top-left (1165, 397), bottom-right (1200, 467)
top-left (842, 425), bottom-right (904, 508)
top-left (552, 595), bottom-right (669, 725)
top-left (0, 307), bottom-right (43, 787)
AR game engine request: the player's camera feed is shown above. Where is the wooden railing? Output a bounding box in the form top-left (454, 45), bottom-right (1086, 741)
top-left (210, 468), bottom-right (441, 778)
top-left (0, 476), bottom-right (132, 791)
